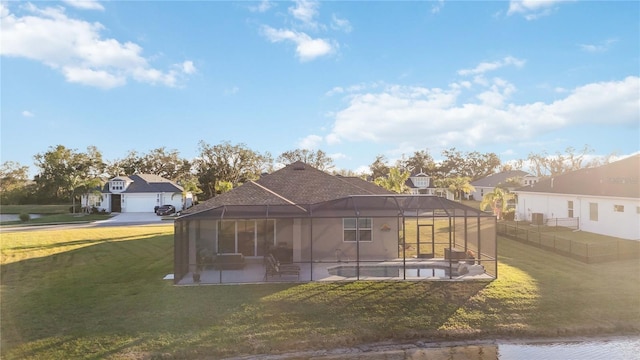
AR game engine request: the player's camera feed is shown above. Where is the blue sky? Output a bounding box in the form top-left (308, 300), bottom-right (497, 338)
top-left (1, 0), bottom-right (639, 176)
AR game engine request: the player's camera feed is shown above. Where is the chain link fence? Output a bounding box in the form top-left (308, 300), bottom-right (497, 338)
top-left (497, 221), bottom-right (639, 263)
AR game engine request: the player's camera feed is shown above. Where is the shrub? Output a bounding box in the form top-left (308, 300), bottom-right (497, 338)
top-left (503, 209), bottom-right (515, 221)
top-left (19, 213), bottom-right (30, 222)
top-left (69, 204), bottom-right (82, 213)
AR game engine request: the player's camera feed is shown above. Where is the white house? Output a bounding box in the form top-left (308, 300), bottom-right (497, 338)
top-left (470, 170), bottom-right (538, 201)
top-left (513, 155), bottom-right (640, 241)
top-left (81, 174), bottom-right (193, 213)
top-left (405, 171), bottom-right (454, 200)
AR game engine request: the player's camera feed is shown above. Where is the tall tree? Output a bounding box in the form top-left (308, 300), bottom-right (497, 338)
top-left (480, 187), bottom-right (515, 220)
top-left (398, 149), bottom-right (436, 174)
top-left (106, 150), bottom-right (144, 177)
top-left (374, 167), bottom-right (410, 194)
top-left (499, 159), bottom-right (524, 172)
top-left (33, 145), bottom-right (105, 208)
top-left (107, 148), bottom-right (191, 182)
top-left (369, 155), bottom-right (390, 180)
top-left (140, 147), bottom-right (192, 182)
top-left (0, 161), bottom-right (30, 204)
top-left (277, 149), bottom-right (334, 171)
top-left (446, 177), bottom-right (475, 201)
top-left (194, 141), bottom-right (272, 199)
top-left (437, 148), bottom-right (500, 180)
top-left (527, 145), bottom-right (595, 177)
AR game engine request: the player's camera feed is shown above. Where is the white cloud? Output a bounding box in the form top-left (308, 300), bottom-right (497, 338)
top-left (21, 110), bottom-right (34, 117)
top-left (248, 0), bottom-right (274, 13)
top-left (431, 0), bottom-right (445, 14)
top-left (507, 0), bottom-right (572, 20)
top-left (324, 76), bottom-right (639, 152)
top-left (289, 0), bottom-right (319, 28)
top-left (180, 60), bottom-right (197, 74)
top-left (458, 56), bottom-right (525, 76)
top-left (0, 3), bottom-right (194, 89)
top-left (63, 66), bottom-right (126, 88)
top-left (261, 26), bottom-right (335, 61)
top-left (579, 38), bottom-right (618, 53)
top-left (62, 0), bottom-right (104, 11)
top-left (257, 0), bottom-right (346, 61)
top-left (331, 14), bottom-right (352, 33)
top-left (298, 134), bottom-right (323, 149)
top-left (224, 86), bottom-right (240, 95)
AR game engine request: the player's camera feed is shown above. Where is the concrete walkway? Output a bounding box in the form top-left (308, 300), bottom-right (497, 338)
top-left (93, 212), bottom-right (168, 225)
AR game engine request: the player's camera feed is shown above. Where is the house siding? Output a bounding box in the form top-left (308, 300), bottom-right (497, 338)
top-left (516, 193), bottom-right (640, 240)
top-left (184, 216), bottom-right (399, 262)
top-left (300, 217), bottom-right (398, 262)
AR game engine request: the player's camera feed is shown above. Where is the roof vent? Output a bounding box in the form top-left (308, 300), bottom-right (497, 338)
top-left (292, 162), bottom-right (306, 170)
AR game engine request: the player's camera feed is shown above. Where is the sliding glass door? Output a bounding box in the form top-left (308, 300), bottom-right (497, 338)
top-left (217, 220), bottom-right (275, 257)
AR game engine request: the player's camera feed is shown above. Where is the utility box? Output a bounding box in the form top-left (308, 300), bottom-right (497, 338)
top-left (532, 213), bottom-right (544, 225)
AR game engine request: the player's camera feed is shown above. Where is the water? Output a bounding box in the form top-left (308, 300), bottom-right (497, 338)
top-left (496, 337), bottom-right (640, 359)
top-left (328, 265), bottom-right (455, 278)
top-left (0, 214), bottom-right (42, 222)
top-left (352, 337), bottom-right (640, 360)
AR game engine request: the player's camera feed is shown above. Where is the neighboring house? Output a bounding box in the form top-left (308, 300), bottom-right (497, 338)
top-left (470, 170), bottom-right (538, 201)
top-left (174, 161), bottom-right (496, 284)
top-left (81, 174), bottom-right (193, 213)
top-left (405, 170), bottom-right (455, 200)
top-left (513, 155), bottom-right (640, 241)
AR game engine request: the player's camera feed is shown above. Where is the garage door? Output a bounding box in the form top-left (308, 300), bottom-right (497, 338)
top-left (123, 195), bottom-right (155, 213)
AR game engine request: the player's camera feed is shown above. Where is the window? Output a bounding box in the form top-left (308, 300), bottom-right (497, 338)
top-left (567, 200), bottom-right (574, 218)
top-left (413, 178), bottom-right (428, 187)
top-left (614, 205), bottom-right (624, 212)
top-left (589, 203), bottom-right (598, 221)
top-left (343, 218), bottom-right (372, 242)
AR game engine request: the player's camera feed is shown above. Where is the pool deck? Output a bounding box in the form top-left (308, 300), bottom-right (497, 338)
top-left (174, 258), bottom-right (494, 285)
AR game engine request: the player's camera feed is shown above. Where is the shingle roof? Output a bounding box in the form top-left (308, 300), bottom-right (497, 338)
top-left (515, 155), bottom-right (640, 198)
top-left (183, 161), bottom-right (393, 215)
top-left (101, 174), bottom-right (184, 193)
top-left (471, 170), bottom-right (531, 187)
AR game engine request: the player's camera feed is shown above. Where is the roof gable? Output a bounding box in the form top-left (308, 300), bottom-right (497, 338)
top-left (183, 161), bottom-right (392, 214)
top-left (516, 155), bottom-right (640, 198)
top-left (471, 170), bottom-right (531, 187)
top-left (102, 174), bottom-right (184, 193)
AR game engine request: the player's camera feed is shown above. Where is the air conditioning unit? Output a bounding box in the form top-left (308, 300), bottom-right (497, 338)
top-left (532, 213), bottom-right (544, 225)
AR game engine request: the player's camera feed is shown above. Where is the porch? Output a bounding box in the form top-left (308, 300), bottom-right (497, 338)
top-left (175, 257), bottom-right (494, 285)
top-left (174, 195), bottom-right (498, 285)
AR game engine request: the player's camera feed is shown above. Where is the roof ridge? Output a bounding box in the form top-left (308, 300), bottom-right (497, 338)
top-left (335, 174), bottom-right (378, 194)
top-left (250, 181), bottom-right (308, 212)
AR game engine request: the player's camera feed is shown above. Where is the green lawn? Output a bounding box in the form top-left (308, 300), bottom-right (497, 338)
top-left (1, 225), bottom-right (638, 359)
top-left (0, 204), bottom-right (72, 215)
top-left (0, 204), bottom-right (113, 226)
top-left (0, 213), bottom-right (113, 226)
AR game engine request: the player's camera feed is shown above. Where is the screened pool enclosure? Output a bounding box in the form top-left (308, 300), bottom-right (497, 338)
top-left (173, 195), bottom-right (497, 284)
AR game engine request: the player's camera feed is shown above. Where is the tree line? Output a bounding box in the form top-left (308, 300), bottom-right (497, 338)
top-left (0, 141), bottom-right (607, 206)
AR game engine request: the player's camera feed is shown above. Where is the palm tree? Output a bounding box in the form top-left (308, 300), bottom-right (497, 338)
top-left (374, 167), bottom-right (410, 194)
top-left (480, 187), bottom-right (515, 220)
top-left (447, 177), bottom-right (475, 201)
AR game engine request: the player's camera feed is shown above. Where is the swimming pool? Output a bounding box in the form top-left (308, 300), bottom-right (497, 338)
top-left (327, 262), bottom-right (475, 279)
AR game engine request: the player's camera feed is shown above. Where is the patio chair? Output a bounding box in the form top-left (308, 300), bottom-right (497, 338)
top-left (265, 253), bottom-right (300, 280)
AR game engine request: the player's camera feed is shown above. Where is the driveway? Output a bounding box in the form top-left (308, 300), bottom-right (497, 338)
top-left (93, 212), bottom-right (168, 225)
top-left (0, 212), bottom-right (172, 233)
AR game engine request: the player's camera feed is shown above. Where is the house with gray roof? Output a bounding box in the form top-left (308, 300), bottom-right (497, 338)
top-left (81, 174), bottom-right (192, 213)
top-left (513, 155), bottom-right (640, 240)
top-left (470, 170), bottom-right (538, 201)
top-left (173, 161), bottom-right (498, 284)
top-left (404, 170), bottom-right (454, 200)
